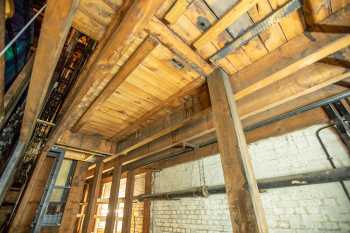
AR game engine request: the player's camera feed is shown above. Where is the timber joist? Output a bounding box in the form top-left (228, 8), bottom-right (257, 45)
top-left (36, 1), bottom-right (350, 173)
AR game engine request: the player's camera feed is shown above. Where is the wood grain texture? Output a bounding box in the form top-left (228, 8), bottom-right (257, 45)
top-left (121, 171), bottom-right (135, 233)
top-left (142, 171), bottom-right (152, 233)
top-left (9, 152), bottom-right (55, 233)
top-left (232, 5), bottom-right (350, 100)
top-left (59, 161), bottom-right (88, 233)
top-left (20, 0), bottom-right (79, 143)
top-left (193, 0), bottom-right (259, 48)
top-left (73, 36), bottom-right (160, 132)
top-left (105, 159), bottom-right (122, 233)
top-left (207, 68), bottom-right (268, 233)
top-left (45, 0), bottom-right (164, 152)
top-left (82, 159), bottom-right (103, 233)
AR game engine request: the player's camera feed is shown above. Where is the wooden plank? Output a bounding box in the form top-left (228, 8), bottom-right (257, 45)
top-left (0, 0), bottom-right (79, 202)
top-left (0, 0), bottom-right (4, 120)
top-left (147, 17), bottom-right (213, 75)
top-left (105, 159), bottom-right (122, 233)
top-left (57, 130), bottom-right (117, 156)
top-left (0, 56), bottom-right (34, 129)
top-left (164, 0), bottom-right (191, 24)
top-left (9, 151), bottom-right (55, 233)
top-left (121, 171), bottom-right (135, 233)
top-left (232, 6), bottom-right (350, 100)
top-left (45, 0), bottom-right (164, 155)
top-left (142, 171), bottom-right (152, 233)
top-left (72, 36), bottom-right (160, 132)
top-left (82, 159), bottom-right (103, 233)
top-left (210, 0), bottom-right (302, 61)
top-left (59, 161), bottom-right (88, 233)
top-left (242, 85), bottom-right (346, 127)
top-left (20, 0), bottom-right (79, 143)
top-left (86, 101), bottom-right (330, 178)
top-left (207, 68), bottom-right (268, 233)
top-left (111, 82), bottom-right (209, 142)
top-left (72, 9), bottom-right (106, 41)
top-left (238, 63), bottom-right (350, 119)
top-left (193, 0), bottom-right (259, 48)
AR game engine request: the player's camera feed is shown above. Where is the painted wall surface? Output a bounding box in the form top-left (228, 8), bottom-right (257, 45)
top-left (150, 125), bottom-right (350, 233)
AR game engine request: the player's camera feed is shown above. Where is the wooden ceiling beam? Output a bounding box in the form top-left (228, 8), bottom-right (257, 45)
top-left (146, 17), bottom-right (214, 75)
top-left (106, 89), bottom-right (209, 161)
top-left (164, 0), bottom-right (191, 25)
top-left (72, 36), bottom-right (160, 132)
top-left (232, 5), bottom-right (350, 100)
top-left (238, 61), bottom-right (350, 119)
top-left (56, 130), bottom-right (116, 156)
top-left (86, 105), bottom-right (329, 178)
top-left (0, 56), bottom-right (34, 129)
top-left (111, 82), bottom-right (209, 139)
top-left (44, 0), bottom-right (164, 154)
top-left (144, 108), bottom-right (328, 172)
top-left (105, 60), bottom-right (349, 163)
top-left (193, 0), bottom-right (259, 49)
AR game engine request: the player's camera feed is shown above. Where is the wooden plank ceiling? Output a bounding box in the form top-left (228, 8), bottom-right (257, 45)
top-left (65, 0), bottom-right (350, 143)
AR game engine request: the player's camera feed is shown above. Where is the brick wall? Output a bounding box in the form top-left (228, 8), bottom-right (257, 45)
top-left (151, 125), bottom-right (350, 233)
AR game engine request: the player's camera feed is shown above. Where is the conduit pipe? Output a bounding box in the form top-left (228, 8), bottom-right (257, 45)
top-left (135, 167), bottom-right (350, 201)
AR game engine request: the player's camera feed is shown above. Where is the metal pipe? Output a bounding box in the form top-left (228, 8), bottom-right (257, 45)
top-left (135, 167), bottom-right (350, 201)
top-left (316, 124), bottom-right (350, 202)
top-left (244, 90), bottom-right (350, 132)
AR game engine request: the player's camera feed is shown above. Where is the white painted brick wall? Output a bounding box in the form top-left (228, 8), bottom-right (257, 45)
top-left (150, 125), bottom-right (350, 233)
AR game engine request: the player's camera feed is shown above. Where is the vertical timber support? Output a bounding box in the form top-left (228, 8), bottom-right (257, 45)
top-left (142, 171), bottom-right (152, 233)
top-left (82, 159), bottom-right (103, 233)
top-left (59, 161), bottom-right (89, 233)
top-left (121, 171), bottom-right (135, 233)
top-left (0, 0), bottom-right (5, 119)
top-left (9, 150), bottom-right (55, 233)
top-left (0, 0), bottom-right (79, 204)
top-left (105, 159), bottom-right (122, 233)
top-left (207, 68), bottom-right (268, 233)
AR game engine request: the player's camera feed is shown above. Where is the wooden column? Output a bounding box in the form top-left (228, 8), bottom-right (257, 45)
top-left (82, 159), bottom-right (103, 233)
top-left (0, 0), bottom-right (5, 119)
top-left (59, 161), bottom-right (88, 233)
top-left (121, 171), bottom-right (135, 233)
top-left (207, 68), bottom-right (268, 233)
top-left (104, 159), bottom-right (122, 233)
top-left (142, 171), bottom-right (152, 233)
top-left (9, 151), bottom-right (55, 233)
top-left (0, 0), bottom-right (79, 204)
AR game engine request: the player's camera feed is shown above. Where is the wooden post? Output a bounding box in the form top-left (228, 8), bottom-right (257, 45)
top-left (121, 171), bottom-right (135, 233)
top-left (9, 151), bottom-right (55, 233)
top-left (207, 68), bottom-right (268, 233)
top-left (76, 184), bottom-right (90, 233)
top-left (59, 161), bottom-right (88, 233)
top-left (82, 159), bottom-right (103, 233)
top-left (104, 159), bottom-right (122, 233)
top-left (142, 171), bottom-right (152, 233)
top-left (0, 0), bottom-right (79, 204)
top-left (0, 0), bottom-right (5, 120)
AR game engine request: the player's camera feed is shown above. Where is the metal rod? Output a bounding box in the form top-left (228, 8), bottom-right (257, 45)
top-left (210, 0), bottom-right (302, 62)
top-left (244, 90), bottom-right (350, 132)
top-left (0, 4), bottom-right (47, 59)
top-left (316, 124), bottom-right (350, 202)
top-left (135, 167), bottom-right (350, 201)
